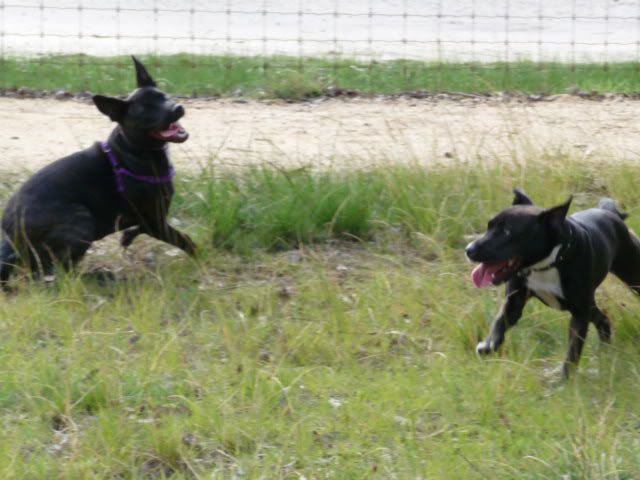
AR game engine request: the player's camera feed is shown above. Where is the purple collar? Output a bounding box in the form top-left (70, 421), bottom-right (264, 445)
top-left (100, 141), bottom-right (175, 194)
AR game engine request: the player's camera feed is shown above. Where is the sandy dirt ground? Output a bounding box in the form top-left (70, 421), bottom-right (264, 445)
top-left (1, 96), bottom-right (640, 174)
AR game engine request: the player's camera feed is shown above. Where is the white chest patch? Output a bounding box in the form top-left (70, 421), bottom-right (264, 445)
top-left (527, 268), bottom-right (564, 309)
top-left (525, 245), bottom-right (565, 310)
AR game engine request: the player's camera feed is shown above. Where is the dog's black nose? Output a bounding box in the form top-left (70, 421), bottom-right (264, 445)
top-left (173, 104), bottom-right (185, 119)
top-left (465, 241), bottom-right (479, 261)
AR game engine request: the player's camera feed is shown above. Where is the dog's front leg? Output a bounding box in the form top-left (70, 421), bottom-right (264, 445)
top-left (477, 280), bottom-right (529, 355)
top-left (145, 221), bottom-right (197, 257)
top-left (121, 226), bottom-right (142, 248)
top-left (563, 312), bottom-right (590, 378)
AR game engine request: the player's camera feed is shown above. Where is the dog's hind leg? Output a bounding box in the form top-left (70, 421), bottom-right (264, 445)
top-left (36, 206), bottom-right (96, 275)
top-left (612, 230), bottom-right (640, 295)
top-left (0, 239), bottom-right (18, 287)
top-left (590, 305), bottom-right (612, 343)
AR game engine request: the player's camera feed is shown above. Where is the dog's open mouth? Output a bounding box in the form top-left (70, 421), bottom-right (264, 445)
top-left (151, 122), bottom-right (189, 143)
top-left (471, 258), bottom-right (521, 288)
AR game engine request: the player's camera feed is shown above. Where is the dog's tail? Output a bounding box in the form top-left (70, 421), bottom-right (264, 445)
top-left (598, 197), bottom-right (628, 221)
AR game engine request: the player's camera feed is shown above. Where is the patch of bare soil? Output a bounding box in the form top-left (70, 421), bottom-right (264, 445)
top-left (1, 95), bottom-right (640, 173)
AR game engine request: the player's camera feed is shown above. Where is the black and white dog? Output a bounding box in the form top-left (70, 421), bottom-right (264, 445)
top-left (465, 189), bottom-right (640, 378)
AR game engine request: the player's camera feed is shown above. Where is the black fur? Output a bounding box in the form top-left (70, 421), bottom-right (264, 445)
top-left (0, 56), bottom-right (196, 284)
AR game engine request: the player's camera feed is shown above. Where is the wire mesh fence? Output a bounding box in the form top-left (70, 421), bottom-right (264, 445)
top-left (0, 1), bottom-right (639, 96)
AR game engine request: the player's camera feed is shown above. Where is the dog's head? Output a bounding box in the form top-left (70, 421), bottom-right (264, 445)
top-left (465, 189), bottom-right (572, 288)
top-left (92, 56), bottom-right (188, 147)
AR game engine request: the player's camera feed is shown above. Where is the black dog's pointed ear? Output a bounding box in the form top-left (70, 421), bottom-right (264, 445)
top-left (512, 188), bottom-right (534, 206)
top-left (93, 95), bottom-right (129, 122)
top-left (132, 56), bottom-right (157, 87)
top-left (540, 196), bottom-right (572, 226)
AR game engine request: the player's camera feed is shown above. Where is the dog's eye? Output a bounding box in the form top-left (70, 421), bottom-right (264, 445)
top-left (504, 228), bottom-right (511, 237)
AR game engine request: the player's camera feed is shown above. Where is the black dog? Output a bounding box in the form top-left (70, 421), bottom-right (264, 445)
top-left (0, 56), bottom-right (196, 284)
top-left (465, 189), bottom-right (640, 378)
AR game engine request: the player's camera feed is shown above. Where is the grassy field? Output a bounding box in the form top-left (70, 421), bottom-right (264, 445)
top-left (1, 157), bottom-right (640, 478)
top-left (2, 54), bottom-right (640, 98)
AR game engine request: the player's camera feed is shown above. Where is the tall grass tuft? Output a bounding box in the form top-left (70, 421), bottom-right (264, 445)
top-left (176, 167), bottom-right (379, 252)
top-left (172, 156), bottom-right (636, 253)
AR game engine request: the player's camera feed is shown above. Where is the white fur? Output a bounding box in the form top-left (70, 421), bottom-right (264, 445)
top-left (528, 245), bottom-right (561, 271)
top-left (476, 340), bottom-right (494, 353)
top-left (525, 245), bottom-right (564, 310)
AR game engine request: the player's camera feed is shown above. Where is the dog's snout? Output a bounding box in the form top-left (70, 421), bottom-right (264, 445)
top-left (173, 104), bottom-right (185, 119)
top-left (465, 241), bottom-right (479, 261)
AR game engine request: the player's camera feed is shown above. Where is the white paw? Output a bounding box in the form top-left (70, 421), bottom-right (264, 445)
top-left (476, 340), bottom-right (493, 354)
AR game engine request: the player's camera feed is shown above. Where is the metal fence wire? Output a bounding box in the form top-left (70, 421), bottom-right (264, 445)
top-left (0, 1), bottom-right (638, 95)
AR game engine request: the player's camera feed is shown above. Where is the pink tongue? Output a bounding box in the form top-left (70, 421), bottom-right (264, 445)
top-left (158, 123), bottom-right (181, 138)
top-left (471, 262), bottom-right (507, 288)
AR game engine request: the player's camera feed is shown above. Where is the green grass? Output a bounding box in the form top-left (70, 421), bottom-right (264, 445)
top-left (1, 156), bottom-right (640, 477)
top-left (3, 54), bottom-right (640, 98)
top-left (172, 155), bottom-right (640, 253)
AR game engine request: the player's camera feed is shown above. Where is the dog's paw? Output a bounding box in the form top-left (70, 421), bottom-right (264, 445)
top-left (541, 363), bottom-right (568, 388)
top-left (184, 240), bottom-right (198, 258)
top-left (476, 339), bottom-right (496, 355)
top-left (120, 228), bottom-right (139, 248)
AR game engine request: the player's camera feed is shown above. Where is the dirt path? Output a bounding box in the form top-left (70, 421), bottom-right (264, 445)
top-left (1, 96), bottom-right (640, 173)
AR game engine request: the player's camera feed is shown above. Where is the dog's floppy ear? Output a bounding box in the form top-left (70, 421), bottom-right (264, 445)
top-left (540, 196), bottom-right (572, 227)
top-left (93, 95), bottom-right (129, 122)
top-left (512, 188), bottom-right (534, 206)
top-left (132, 56), bottom-right (157, 88)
